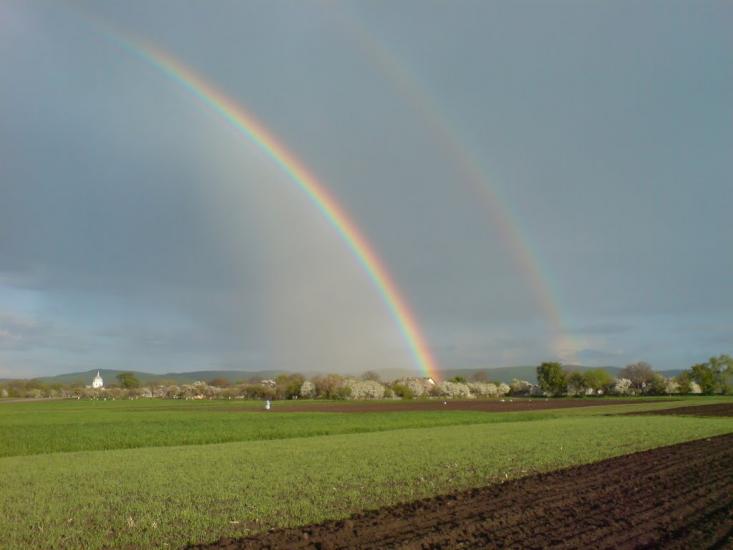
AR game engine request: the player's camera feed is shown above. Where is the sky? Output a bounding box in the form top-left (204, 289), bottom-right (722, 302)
top-left (1, 0), bottom-right (731, 378)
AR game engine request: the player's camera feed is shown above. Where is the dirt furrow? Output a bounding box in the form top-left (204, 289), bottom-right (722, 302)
top-left (626, 403), bottom-right (733, 417)
top-left (190, 433), bottom-right (733, 549)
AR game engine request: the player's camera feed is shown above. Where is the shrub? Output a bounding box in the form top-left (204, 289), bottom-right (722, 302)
top-left (392, 383), bottom-right (414, 399)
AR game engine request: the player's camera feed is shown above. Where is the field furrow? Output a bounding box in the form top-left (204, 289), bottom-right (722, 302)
top-left (198, 434), bottom-right (733, 549)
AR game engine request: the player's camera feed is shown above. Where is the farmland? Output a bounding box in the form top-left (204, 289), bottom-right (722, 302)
top-left (1, 397), bottom-right (732, 548)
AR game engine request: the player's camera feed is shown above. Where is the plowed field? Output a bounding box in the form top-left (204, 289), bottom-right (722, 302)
top-left (193, 434), bottom-right (733, 549)
top-left (629, 402), bottom-right (733, 417)
top-left (253, 398), bottom-right (671, 414)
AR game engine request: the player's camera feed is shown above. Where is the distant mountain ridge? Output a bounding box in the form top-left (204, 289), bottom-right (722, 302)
top-left (19, 369), bottom-right (287, 386)
top-left (3, 364), bottom-right (684, 385)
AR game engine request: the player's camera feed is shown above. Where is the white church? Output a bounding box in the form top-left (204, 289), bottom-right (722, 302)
top-left (91, 371), bottom-right (104, 389)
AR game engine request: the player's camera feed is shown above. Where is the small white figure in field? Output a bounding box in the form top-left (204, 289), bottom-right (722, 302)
top-left (443, 401), bottom-right (447, 406)
top-left (265, 399), bottom-right (271, 411)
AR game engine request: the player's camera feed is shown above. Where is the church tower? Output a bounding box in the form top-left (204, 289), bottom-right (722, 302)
top-left (92, 371), bottom-right (104, 389)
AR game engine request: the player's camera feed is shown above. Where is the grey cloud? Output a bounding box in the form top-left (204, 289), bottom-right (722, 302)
top-left (1, 1), bottom-right (731, 376)
top-left (571, 323), bottom-right (633, 336)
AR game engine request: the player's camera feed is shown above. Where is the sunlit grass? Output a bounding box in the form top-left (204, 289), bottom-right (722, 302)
top-left (0, 414), bottom-right (731, 549)
top-left (0, 396), bottom-right (730, 457)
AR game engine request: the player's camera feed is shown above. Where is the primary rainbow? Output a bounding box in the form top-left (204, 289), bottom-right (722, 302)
top-left (106, 35), bottom-right (440, 380)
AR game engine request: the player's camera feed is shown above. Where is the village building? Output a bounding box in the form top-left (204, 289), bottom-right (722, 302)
top-left (92, 370), bottom-right (104, 389)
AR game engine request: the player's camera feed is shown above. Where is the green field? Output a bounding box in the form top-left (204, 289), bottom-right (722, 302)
top-left (1, 397), bottom-right (731, 548)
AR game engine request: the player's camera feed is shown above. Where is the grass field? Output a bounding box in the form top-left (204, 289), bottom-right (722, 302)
top-left (1, 396), bottom-right (732, 548)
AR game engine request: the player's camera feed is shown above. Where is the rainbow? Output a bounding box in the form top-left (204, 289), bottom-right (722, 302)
top-left (339, 13), bottom-right (577, 361)
top-left (101, 34), bottom-right (440, 379)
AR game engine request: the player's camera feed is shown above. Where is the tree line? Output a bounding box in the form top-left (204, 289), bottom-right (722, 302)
top-left (536, 354), bottom-right (732, 397)
top-left (1, 354), bottom-right (730, 400)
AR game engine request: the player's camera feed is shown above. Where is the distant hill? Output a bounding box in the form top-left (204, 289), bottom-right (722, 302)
top-left (30, 369), bottom-right (287, 386)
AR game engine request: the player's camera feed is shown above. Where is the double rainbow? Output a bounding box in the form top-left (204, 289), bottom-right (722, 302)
top-left (110, 37), bottom-right (439, 380)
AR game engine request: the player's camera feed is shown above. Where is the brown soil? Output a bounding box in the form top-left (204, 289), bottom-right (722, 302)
top-left (253, 398), bottom-right (669, 414)
top-left (190, 434), bottom-right (733, 550)
top-left (627, 402), bottom-right (733, 417)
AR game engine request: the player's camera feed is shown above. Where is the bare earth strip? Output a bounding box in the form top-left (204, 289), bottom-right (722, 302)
top-left (191, 434), bottom-right (733, 550)
top-left (627, 402), bottom-right (733, 417)
top-left (228, 398), bottom-right (675, 414)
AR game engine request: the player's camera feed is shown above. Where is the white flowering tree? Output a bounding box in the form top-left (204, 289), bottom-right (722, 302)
top-left (436, 381), bottom-right (473, 398)
top-left (343, 379), bottom-right (385, 399)
top-left (468, 382), bottom-right (499, 397)
top-left (299, 380), bottom-right (315, 398)
top-left (664, 378), bottom-right (680, 395)
top-left (613, 377), bottom-right (634, 395)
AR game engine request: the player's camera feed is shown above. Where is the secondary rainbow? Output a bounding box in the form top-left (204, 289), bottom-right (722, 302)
top-left (338, 12), bottom-right (577, 361)
top-left (106, 35), bottom-right (439, 379)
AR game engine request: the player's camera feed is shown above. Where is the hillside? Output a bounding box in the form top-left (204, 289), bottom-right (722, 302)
top-left (29, 369), bottom-right (287, 386)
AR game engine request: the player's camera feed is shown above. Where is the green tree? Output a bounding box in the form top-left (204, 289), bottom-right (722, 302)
top-left (690, 363), bottom-right (716, 394)
top-left (275, 374), bottom-right (305, 399)
top-left (116, 372), bottom-right (141, 389)
top-left (450, 376), bottom-right (467, 384)
top-left (566, 371), bottom-right (587, 396)
top-left (708, 354), bottom-right (733, 394)
top-left (645, 373), bottom-right (668, 396)
top-left (536, 362), bottom-right (566, 396)
top-left (583, 369), bottom-right (613, 393)
top-left (312, 374), bottom-right (345, 399)
top-left (391, 383), bottom-right (414, 399)
top-left (675, 371), bottom-right (692, 395)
